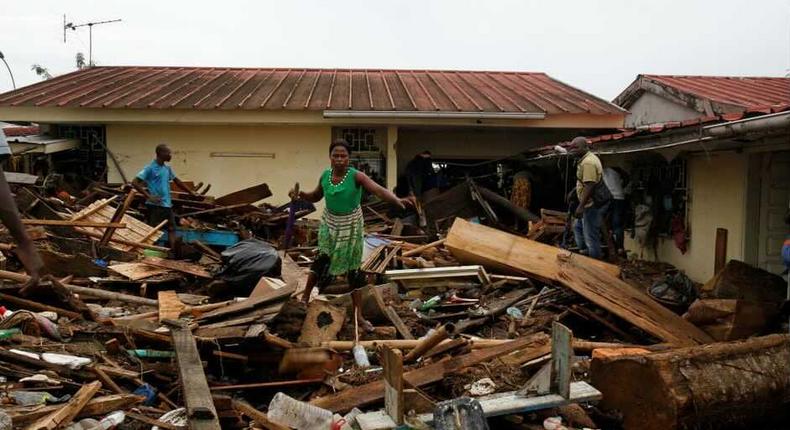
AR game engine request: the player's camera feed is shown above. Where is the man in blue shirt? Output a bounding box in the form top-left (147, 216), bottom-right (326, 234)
top-left (132, 144), bottom-right (196, 251)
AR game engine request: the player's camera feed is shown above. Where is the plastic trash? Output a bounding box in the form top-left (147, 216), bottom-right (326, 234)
top-left (268, 392), bottom-right (334, 430)
top-left (127, 349), bottom-right (176, 359)
top-left (98, 411), bottom-right (125, 428)
top-left (434, 397), bottom-right (489, 430)
top-left (0, 410), bottom-right (11, 430)
top-left (352, 344), bottom-right (370, 368)
top-left (216, 238), bottom-right (281, 292)
top-left (9, 349), bottom-right (40, 360)
top-left (64, 418), bottom-right (100, 430)
top-left (0, 328), bottom-right (21, 339)
top-left (19, 374), bottom-right (59, 385)
top-left (42, 352), bottom-right (91, 369)
top-left (543, 416), bottom-right (568, 430)
top-left (506, 307), bottom-right (524, 319)
top-left (133, 383), bottom-right (158, 406)
top-left (465, 378), bottom-right (497, 396)
top-left (420, 295), bottom-right (441, 311)
top-left (37, 311), bottom-right (58, 321)
top-left (153, 408), bottom-right (187, 430)
top-left (10, 391), bottom-right (68, 406)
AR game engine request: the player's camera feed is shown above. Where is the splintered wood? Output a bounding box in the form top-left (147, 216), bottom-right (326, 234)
top-left (70, 198), bottom-right (164, 252)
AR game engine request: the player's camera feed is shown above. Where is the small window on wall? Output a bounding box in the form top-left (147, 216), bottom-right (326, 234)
top-left (332, 127), bottom-right (386, 186)
top-left (628, 158), bottom-right (689, 238)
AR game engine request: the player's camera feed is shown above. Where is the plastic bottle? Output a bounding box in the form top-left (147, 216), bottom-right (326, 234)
top-left (352, 344), bottom-right (370, 368)
top-left (268, 392), bottom-right (334, 430)
top-left (0, 328), bottom-right (21, 339)
top-left (63, 418), bottom-right (100, 430)
top-left (420, 295), bottom-right (441, 311)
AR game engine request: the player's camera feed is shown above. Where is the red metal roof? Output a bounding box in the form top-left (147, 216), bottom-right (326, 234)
top-left (643, 75), bottom-right (790, 111)
top-left (1, 125), bottom-right (39, 137)
top-left (0, 66), bottom-right (624, 115)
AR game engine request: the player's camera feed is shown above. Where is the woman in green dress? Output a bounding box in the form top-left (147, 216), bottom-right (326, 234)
top-left (295, 139), bottom-right (414, 330)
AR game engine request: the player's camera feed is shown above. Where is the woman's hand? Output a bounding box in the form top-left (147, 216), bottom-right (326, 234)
top-left (399, 196), bottom-right (416, 210)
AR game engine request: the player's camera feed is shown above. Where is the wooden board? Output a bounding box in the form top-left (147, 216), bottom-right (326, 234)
top-left (7, 394), bottom-right (143, 427)
top-left (143, 256), bottom-right (211, 278)
top-left (170, 322), bottom-right (222, 430)
top-left (298, 300), bottom-right (346, 346)
top-left (446, 218), bottom-right (712, 346)
top-left (109, 262), bottom-right (170, 280)
top-left (215, 182), bottom-right (272, 206)
top-left (250, 276), bottom-right (287, 298)
top-left (159, 290), bottom-right (186, 322)
top-left (446, 218), bottom-right (619, 280)
top-left (311, 334), bottom-right (548, 413)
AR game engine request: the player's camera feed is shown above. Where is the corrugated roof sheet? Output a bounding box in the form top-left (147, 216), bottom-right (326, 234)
top-left (0, 66), bottom-right (624, 115)
top-left (643, 75), bottom-right (790, 111)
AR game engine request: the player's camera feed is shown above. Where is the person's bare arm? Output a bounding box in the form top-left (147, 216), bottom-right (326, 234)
top-left (173, 176), bottom-right (198, 196)
top-left (132, 177), bottom-right (161, 204)
top-left (296, 178), bottom-right (324, 203)
top-left (355, 171), bottom-right (412, 210)
top-left (575, 182), bottom-right (595, 217)
top-left (0, 167), bottom-right (43, 284)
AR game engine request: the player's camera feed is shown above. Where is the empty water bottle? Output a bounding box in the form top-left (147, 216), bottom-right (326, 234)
top-left (268, 392), bottom-right (334, 430)
top-left (98, 411), bottom-right (125, 428)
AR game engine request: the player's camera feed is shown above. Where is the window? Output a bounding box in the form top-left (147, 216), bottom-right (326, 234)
top-left (628, 158), bottom-right (689, 237)
top-left (331, 127), bottom-right (386, 186)
top-left (334, 128), bottom-right (381, 153)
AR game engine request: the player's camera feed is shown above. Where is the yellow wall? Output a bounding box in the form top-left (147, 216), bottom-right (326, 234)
top-left (106, 124), bottom-right (332, 211)
top-left (624, 151), bottom-right (747, 282)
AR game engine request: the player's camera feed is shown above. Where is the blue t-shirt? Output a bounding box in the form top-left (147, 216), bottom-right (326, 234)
top-left (137, 160), bottom-right (175, 208)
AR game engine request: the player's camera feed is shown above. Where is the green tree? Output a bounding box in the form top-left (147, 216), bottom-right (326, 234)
top-left (30, 64), bottom-right (52, 80)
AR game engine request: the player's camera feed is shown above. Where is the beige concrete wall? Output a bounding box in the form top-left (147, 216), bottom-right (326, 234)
top-left (624, 151), bottom-right (747, 282)
top-left (625, 92), bottom-right (701, 128)
top-left (106, 124), bottom-right (332, 211)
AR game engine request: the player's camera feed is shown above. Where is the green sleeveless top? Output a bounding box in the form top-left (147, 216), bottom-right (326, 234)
top-left (321, 167), bottom-right (363, 215)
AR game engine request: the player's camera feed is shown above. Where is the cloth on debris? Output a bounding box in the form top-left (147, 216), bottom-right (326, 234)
top-left (216, 238), bottom-right (281, 291)
top-left (648, 272), bottom-right (696, 307)
top-left (137, 160), bottom-right (175, 208)
top-left (671, 214), bottom-right (687, 254)
top-left (510, 171), bottom-right (532, 210)
top-left (134, 383), bottom-right (158, 406)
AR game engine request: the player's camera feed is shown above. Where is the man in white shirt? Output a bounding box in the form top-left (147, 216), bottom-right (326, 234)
top-left (603, 167), bottom-right (627, 255)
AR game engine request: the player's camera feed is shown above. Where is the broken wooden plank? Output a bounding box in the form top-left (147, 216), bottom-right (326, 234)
top-left (384, 306), bottom-right (414, 340)
top-left (197, 282), bottom-right (295, 321)
top-left (25, 380), bottom-right (102, 430)
top-left (159, 290), bottom-right (186, 322)
top-left (401, 238), bottom-right (446, 257)
top-left (232, 400), bottom-right (289, 430)
top-left (21, 219), bottom-right (126, 228)
top-left (169, 321), bottom-right (222, 430)
top-left (99, 190), bottom-right (136, 247)
top-left (311, 334), bottom-right (548, 413)
top-left (7, 394), bottom-right (143, 427)
top-left (215, 182), bottom-right (272, 206)
top-left (109, 262), bottom-right (170, 280)
top-left (143, 256), bottom-right (212, 279)
top-left (446, 219), bottom-right (712, 346)
top-left (70, 196), bottom-right (118, 221)
top-left (385, 265), bottom-right (491, 284)
top-left (298, 300), bottom-right (346, 346)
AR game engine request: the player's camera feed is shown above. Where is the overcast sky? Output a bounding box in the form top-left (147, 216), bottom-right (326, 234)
top-left (1, 0), bottom-right (788, 100)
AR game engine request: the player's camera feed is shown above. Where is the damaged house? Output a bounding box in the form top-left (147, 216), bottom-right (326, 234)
top-left (0, 66), bottom-right (625, 207)
top-left (595, 75), bottom-right (790, 282)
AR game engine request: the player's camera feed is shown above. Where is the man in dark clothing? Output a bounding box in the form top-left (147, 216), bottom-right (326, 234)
top-left (396, 150), bottom-right (436, 198)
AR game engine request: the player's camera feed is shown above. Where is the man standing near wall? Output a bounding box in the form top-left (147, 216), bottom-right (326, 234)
top-left (132, 144), bottom-right (197, 253)
top-left (0, 129), bottom-right (43, 285)
top-left (571, 136), bottom-right (606, 260)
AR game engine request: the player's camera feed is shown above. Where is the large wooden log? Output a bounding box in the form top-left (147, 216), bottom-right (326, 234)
top-left (446, 218), bottom-right (713, 346)
top-left (591, 334), bottom-right (790, 430)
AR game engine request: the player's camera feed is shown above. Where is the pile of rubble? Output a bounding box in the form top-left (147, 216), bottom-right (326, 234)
top-left (0, 177), bottom-right (788, 430)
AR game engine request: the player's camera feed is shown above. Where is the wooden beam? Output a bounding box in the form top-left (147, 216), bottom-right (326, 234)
top-left (197, 283), bottom-right (295, 322)
top-left (382, 347), bottom-right (404, 425)
top-left (79, 229), bottom-right (170, 252)
top-left (21, 219), bottom-right (126, 228)
top-left (401, 238), bottom-right (446, 257)
top-left (99, 190), bottom-right (136, 247)
top-left (715, 227), bottom-right (728, 274)
top-left (169, 321), bottom-right (222, 430)
top-left (215, 182), bottom-right (272, 206)
top-left (446, 219), bottom-right (713, 346)
top-left (384, 306), bottom-right (414, 340)
top-left (25, 381), bottom-right (102, 430)
top-left (7, 394), bottom-right (143, 427)
top-left (232, 400), bottom-right (289, 430)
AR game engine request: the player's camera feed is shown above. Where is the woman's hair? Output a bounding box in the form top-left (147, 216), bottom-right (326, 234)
top-left (329, 139), bottom-right (352, 155)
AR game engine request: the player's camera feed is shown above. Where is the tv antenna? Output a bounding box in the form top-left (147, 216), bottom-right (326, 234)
top-left (63, 15), bottom-right (122, 66)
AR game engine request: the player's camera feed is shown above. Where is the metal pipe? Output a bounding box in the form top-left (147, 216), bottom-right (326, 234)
top-left (0, 52), bottom-right (15, 89)
top-left (322, 110), bottom-right (545, 120)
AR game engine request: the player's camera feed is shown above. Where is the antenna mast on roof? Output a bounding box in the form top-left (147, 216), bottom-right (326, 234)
top-left (63, 14), bottom-right (122, 67)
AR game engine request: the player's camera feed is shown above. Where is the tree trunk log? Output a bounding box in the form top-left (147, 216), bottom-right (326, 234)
top-left (591, 334), bottom-right (790, 430)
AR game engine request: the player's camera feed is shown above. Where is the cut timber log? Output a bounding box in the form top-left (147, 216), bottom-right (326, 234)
top-left (169, 321), bottom-right (222, 430)
top-left (311, 334), bottom-right (548, 413)
top-left (591, 334), bottom-right (790, 430)
top-left (446, 218), bottom-right (712, 346)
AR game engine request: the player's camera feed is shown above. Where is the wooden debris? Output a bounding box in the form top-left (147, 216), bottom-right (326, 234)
top-left (159, 290), bottom-right (187, 322)
top-left (25, 380), bottom-right (102, 430)
top-left (382, 347), bottom-right (404, 425)
top-left (143, 256), bottom-right (212, 278)
top-left (109, 262), bottom-right (170, 280)
top-left (298, 300), bottom-right (346, 346)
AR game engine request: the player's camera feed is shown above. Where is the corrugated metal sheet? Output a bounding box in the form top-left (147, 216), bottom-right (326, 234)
top-left (644, 75), bottom-right (790, 110)
top-left (0, 66), bottom-right (624, 115)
